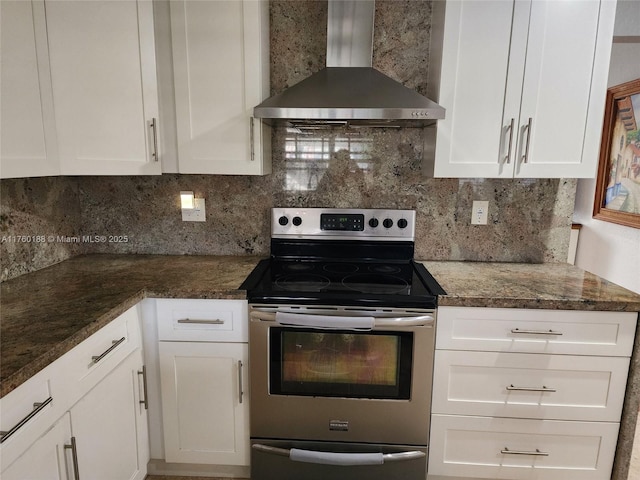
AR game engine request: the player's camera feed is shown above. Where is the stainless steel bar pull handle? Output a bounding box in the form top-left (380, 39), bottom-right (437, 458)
top-left (511, 328), bottom-right (563, 336)
top-left (91, 337), bottom-right (126, 364)
top-left (250, 117), bottom-right (255, 161)
top-left (252, 444), bottom-right (426, 465)
top-left (252, 310), bottom-right (434, 327)
top-left (138, 365), bottom-right (149, 410)
top-left (507, 384), bottom-right (556, 393)
top-left (504, 118), bottom-right (515, 164)
top-left (65, 436), bottom-right (81, 480)
top-left (0, 396), bottom-right (53, 443)
top-left (238, 360), bottom-right (244, 404)
top-left (150, 118), bottom-right (159, 162)
top-left (501, 447), bottom-right (549, 457)
top-left (177, 318), bottom-right (225, 325)
top-left (521, 117), bottom-right (532, 164)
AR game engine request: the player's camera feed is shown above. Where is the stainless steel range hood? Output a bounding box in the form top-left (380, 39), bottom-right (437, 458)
top-left (254, 0), bottom-right (445, 128)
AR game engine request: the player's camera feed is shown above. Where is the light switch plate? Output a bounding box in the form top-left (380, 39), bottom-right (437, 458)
top-left (182, 198), bottom-right (206, 222)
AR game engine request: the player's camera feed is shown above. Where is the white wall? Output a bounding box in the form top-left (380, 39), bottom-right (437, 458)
top-left (573, 0), bottom-right (640, 294)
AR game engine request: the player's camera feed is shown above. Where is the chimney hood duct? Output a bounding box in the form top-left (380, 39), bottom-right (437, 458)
top-left (253, 0), bottom-right (445, 128)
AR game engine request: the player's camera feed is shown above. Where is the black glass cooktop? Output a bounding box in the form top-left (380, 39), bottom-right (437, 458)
top-left (241, 258), bottom-right (445, 308)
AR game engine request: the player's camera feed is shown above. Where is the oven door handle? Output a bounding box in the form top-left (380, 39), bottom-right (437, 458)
top-left (252, 444), bottom-right (426, 465)
top-left (251, 311), bottom-right (434, 328)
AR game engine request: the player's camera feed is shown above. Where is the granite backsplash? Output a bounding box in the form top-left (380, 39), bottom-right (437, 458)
top-left (0, 0), bottom-right (577, 282)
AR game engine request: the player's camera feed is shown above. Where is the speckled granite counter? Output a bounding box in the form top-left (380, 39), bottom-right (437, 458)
top-left (423, 260), bottom-right (640, 311)
top-left (423, 260), bottom-right (640, 480)
top-left (2, 255), bottom-right (640, 479)
top-left (0, 254), bottom-right (262, 398)
top-left (4, 255), bottom-right (640, 399)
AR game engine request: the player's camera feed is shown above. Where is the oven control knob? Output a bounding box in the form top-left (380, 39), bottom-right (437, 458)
top-left (278, 215), bottom-right (289, 226)
top-left (383, 218), bottom-right (393, 228)
top-left (397, 218), bottom-right (408, 229)
top-left (368, 218), bottom-right (379, 228)
top-left (292, 216), bottom-right (302, 226)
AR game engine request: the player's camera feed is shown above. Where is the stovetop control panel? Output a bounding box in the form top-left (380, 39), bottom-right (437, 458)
top-left (272, 208), bottom-right (416, 241)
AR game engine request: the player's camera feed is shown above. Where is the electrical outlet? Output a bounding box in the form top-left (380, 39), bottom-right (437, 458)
top-left (182, 198), bottom-right (206, 222)
top-left (471, 201), bottom-right (489, 225)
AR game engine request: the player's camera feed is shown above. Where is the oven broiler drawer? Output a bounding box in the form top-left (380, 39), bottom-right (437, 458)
top-left (250, 439), bottom-right (427, 480)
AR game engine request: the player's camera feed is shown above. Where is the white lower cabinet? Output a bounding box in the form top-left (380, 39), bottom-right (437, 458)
top-left (156, 298), bottom-right (250, 468)
top-left (432, 350), bottom-right (629, 422)
top-left (429, 415), bottom-right (619, 480)
top-left (0, 306), bottom-right (149, 480)
top-left (70, 349), bottom-right (148, 480)
top-left (429, 306), bottom-right (637, 480)
top-left (159, 341), bottom-right (249, 465)
top-left (1, 413), bottom-right (72, 480)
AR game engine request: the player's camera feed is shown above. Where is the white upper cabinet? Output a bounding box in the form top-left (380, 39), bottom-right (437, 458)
top-left (0, 1), bottom-right (59, 179)
top-left (169, 0), bottom-right (271, 175)
top-left (45, 0), bottom-right (161, 175)
top-left (432, 0), bottom-right (617, 178)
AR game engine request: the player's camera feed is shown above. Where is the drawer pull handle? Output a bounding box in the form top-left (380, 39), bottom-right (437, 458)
top-left (64, 436), bottom-right (81, 480)
top-left (510, 328), bottom-right (563, 336)
top-left (91, 337), bottom-right (126, 363)
top-left (177, 318), bottom-right (225, 325)
top-left (0, 396), bottom-right (53, 443)
top-left (501, 447), bottom-right (549, 457)
top-left (138, 365), bottom-right (149, 410)
top-left (506, 384), bottom-right (556, 393)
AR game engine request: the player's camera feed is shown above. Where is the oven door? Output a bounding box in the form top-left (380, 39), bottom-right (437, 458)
top-left (249, 305), bottom-right (436, 446)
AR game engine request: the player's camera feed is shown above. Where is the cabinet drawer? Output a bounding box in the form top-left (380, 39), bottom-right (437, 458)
top-left (60, 305), bottom-right (140, 402)
top-left (436, 307), bottom-right (636, 356)
top-left (429, 414), bottom-right (618, 480)
top-left (157, 299), bottom-right (248, 342)
top-left (0, 372), bottom-right (58, 469)
top-left (432, 350), bottom-right (629, 421)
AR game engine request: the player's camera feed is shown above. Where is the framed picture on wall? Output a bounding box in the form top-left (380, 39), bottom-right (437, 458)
top-left (593, 78), bottom-right (640, 228)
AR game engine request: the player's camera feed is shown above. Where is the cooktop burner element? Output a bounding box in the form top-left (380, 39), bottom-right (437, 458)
top-left (342, 273), bottom-right (409, 294)
top-left (274, 274), bottom-right (331, 292)
top-left (323, 263), bottom-right (359, 274)
top-left (240, 208), bottom-right (445, 308)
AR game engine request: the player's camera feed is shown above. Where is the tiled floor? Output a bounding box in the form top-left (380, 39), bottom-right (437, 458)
top-left (630, 416), bottom-right (640, 480)
top-left (146, 477), bottom-right (248, 480)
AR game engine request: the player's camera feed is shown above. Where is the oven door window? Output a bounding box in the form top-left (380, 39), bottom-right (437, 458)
top-left (269, 328), bottom-right (413, 399)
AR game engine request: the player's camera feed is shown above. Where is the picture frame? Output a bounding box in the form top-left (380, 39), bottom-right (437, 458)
top-left (593, 78), bottom-right (640, 228)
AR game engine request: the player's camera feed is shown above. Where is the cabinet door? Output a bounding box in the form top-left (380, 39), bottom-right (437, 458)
top-left (1, 413), bottom-right (73, 480)
top-left (159, 341), bottom-right (249, 465)
top-left (45, 0), bottom-right (160, 175)
top-left (516, 0), bottom-right (616, 178)
top-left (69, 351), bottom-right (148, 480)
top-left (0, 0), bottom-right (58, 178)
top-left (170, 0), bottom-right (271, 175)
top-left (433, 0), bottom-right (529, 178)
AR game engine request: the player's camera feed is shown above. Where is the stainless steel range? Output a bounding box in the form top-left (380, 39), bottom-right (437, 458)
top-left (240, 208), bottom-right (445, 480)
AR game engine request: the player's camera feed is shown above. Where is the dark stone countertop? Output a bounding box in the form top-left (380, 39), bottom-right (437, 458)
top-left (423, 261), bottom-right (640, 311)
top-left (0, 254), bottom-right (262, 397)
top-left (3, 254), bottom-right (639, 480)
top-left (2, 255), bottom-right (640, 399)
